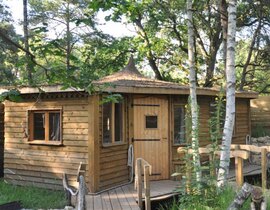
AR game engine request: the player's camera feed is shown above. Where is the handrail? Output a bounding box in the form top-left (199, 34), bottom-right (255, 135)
top-left (135, 158), bottom-right (152, 210)
top-left (177, 144), bottom-right (268, 190)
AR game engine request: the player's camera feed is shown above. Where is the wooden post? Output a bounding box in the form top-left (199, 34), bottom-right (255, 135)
top-left (235, 156), bottom-right (244, 187)
top-left (209, 154), bottom-right (215, 177)
top-left (137, 159), bottom-right (142, 209)
top-left (144, 165), bottom-right (151, 210)
top-left (261, 148), bottom-right (267, 191)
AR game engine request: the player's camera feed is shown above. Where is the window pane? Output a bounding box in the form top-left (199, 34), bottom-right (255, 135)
top-left (103, 103), bottom-right (112, 144)
top-left (114, 103), bottom-right (123, 142)
top-left (33, 113), bottom-right (45, 140)
top-left (49, 112), bottom-right (60, 141)
top-left (174, 106), bottom-right (185, 144)
top-left (146, 116), bottom-right (158, 129)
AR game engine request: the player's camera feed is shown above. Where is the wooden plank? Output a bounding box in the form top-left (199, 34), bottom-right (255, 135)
top-left (101, 192), bottom-right (112, 210)
top-left (100, 153), bottom-right (128, 163)
top-left (235, 157), bottom-right (243, 187)
top-left (261, 148), bottom-right (267, 191)
top-left (88, 95), bottom-right (100, 192)
top-left (109, 189), bottom-right (122, 210)
top-left (93, 194), bottom-right (103, 210)
top-left (121, 185), bottom-right (140, 210)
top-left (100, 169), bottom-right (129, 181)
top-left (100, 165), bottom-right (129, 176)
top-left (144, 165), bottom-right (151, 210)
top-left (85, 195), bottom-right (94, 210)
top-left (100, 178), bottom-right (129, 189)
top-left (115, 187), bottom-right (132, 210)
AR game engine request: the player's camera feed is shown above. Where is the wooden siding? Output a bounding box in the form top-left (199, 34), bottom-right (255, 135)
top-left (251, 96), bottom-right (270, 134)
top-left (233, 99), bottom-right (250, 144)
top-left (0, 103), bottom-right (4, 177)
top-left (170, 96), bottom-right (251, 176)
top-left (98, 95), bottom-right (129, 191)
top-left (4, 98), bottom-right (89, 190)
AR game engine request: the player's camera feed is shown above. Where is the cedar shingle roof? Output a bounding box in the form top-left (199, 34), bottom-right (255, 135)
top-left (93, 56), bottom-right (258, 98)
top-left (93, 56), bottom-right (185, 89)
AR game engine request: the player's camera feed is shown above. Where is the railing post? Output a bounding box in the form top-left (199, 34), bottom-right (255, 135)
top-left (144, 165), bottom-right (151, 210)
top-left (235, 155), bottom-right (244, 187)
top-left (136, 159), bottom-right (142, 209)
top-left (261, 148), bottom-right (267, 191)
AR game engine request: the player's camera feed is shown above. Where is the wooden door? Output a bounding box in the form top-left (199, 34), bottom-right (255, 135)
top-left (133, 96), bottom-right (169, 180)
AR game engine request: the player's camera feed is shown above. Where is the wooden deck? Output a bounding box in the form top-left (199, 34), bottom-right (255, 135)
top-left (228, 161), bottom-right (262, 180)
top-left (85, 180), bottom-right (179, 210)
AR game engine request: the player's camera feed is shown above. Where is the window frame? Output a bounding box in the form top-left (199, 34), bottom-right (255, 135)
top-left (172, 104), bottom-right (186, 146)
top-left (102, 102), bottom-right (125, 146)
top-left (28, 109), bottom-right (63, 145)
top-left (145, 115), bottom-right (158, 129)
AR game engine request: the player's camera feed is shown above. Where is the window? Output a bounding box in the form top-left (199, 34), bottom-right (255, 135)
top-left (173, 105), bottom-right (185, 145)
top-left (28, 110), bottom-right (62, 144)
top-left (102, 102), bottom-right (123, 144)
top-left (145, 115), bottom-right (158, 129)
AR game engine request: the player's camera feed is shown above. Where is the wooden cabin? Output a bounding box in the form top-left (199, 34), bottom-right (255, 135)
top-left (2, 58), bottom-right (257, 192)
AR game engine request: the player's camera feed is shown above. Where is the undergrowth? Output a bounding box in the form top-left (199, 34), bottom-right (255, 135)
top-left (158, 186), bottom-right (257, 210)
top-left (0, 179), bottom-right (66, 209)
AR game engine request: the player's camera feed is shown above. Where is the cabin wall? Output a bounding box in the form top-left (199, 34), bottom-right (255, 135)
top-left (4, 97), bottom-right (89, 190)
top-left (250, 96), bottom-right (270, 136)
top-left (170, 96), bottom-right (251, 175)
top-left (170, 96), bottom-right (212, 174)
top-left (0, 103), bottom-right (4, 177)
top-left (233, 98), bottom-right (251, 144)
top-left (98, 96), bottom-right (129, 191)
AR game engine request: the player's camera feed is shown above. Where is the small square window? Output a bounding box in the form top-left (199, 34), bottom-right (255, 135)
top-left (145, 116), bottom-right (158, 129)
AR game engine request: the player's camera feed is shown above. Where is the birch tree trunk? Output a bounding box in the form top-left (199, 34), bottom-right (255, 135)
top-left (23, 0), bottom-right (33, 85)
top-left (217, 0), bottom-right (237, 187)
top-left (187, 0), bottom-right (201, 185)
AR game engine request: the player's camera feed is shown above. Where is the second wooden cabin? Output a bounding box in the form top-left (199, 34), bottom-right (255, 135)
top-left (1, 57), bottom-right (257, 192)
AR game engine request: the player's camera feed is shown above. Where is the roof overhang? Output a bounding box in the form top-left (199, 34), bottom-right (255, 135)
top-left (94, 84), bottom-right (258, 99)
top-left (0, 84), bottom-right (258, 99)
top-left (0, 85), bottom-right (85, 94)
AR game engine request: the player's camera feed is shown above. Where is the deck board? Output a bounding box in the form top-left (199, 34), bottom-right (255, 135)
top-left (85, 180), bottom-right (179, 210)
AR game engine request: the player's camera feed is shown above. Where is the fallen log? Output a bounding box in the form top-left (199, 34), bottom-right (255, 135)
top-left (227, 183), bottom-right (253, 210)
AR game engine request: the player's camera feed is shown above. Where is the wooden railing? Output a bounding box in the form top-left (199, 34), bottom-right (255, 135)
top-left (178, 144), bottom-right (269, 190)
top-left (135, 158), bottom-right (152, 210)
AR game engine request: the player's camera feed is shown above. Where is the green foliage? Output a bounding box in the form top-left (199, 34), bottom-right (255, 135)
top-left (208, 89), bottom-right (225, 172)
top-left (0, 89), bottom-right (22, 102)
top-left (159, 186), bottom-right (254, 210)
top-left (101, 93), bottom-right (123, 104)
top-left (0, 179), bottom-right (66, 209)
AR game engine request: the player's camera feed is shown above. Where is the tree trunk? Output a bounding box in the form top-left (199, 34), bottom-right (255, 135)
top-left (66, 1), bottom-right (71, 72)
top-left (217, 0), bottom-right (237, 187)
top-left (219, 0), bottom-right (228, 77)
top-left (187, 0), bottom-right (201, 186)
top-left (239, 20), bottom-right (261, 91)
top-left (23, 0), bottom-right (33, 85)
top-left (134, 18), bottom-right (163, 80)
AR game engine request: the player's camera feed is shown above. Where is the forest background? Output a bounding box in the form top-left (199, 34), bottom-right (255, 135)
top-left (0, 0), bottom-right (269, 93)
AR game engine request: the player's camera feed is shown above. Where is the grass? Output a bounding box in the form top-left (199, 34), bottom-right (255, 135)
top-left (0, 179), bottom-right (67, 209)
